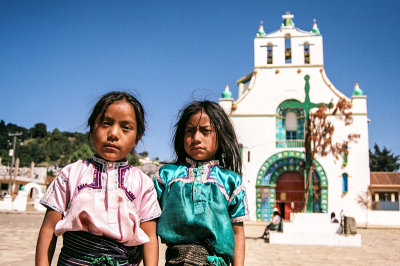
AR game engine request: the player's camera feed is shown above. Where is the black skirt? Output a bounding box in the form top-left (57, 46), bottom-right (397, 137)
top-left (57, 231), bottom-right (143, 266)
top-left (165, 242), bottom-right (228, 266)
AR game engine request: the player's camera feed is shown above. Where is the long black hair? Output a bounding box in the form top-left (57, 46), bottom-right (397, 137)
top-left (87, 91), bottom-right (146, 144)
top-left (173, 100), bottom-right (242, 174)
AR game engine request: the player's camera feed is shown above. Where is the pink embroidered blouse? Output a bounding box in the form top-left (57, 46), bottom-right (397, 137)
top-left (40, 157), bottom-right (161, 246)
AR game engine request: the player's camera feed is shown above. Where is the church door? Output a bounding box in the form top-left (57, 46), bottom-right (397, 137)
top-left (276, 171), bottom-right (304, 220)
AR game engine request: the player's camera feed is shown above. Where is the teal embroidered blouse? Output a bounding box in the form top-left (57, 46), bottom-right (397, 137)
top-left (153, 158), bottom-right (249, 262)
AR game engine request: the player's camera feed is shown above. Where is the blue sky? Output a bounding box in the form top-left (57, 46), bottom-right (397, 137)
top-left (0, 1), bottom-right (399, 161)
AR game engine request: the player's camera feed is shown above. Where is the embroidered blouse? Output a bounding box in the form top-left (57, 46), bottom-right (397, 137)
top-left (40, 157), bottom-right (161, 246)
top-left (153, 158), bottom-right (249, 262)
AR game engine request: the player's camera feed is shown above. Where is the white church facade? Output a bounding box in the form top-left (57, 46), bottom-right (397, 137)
top-left (219, 13), bottom-right (370, 224)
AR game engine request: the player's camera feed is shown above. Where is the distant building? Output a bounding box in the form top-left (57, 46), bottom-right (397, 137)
top-left (370, 172), bottom-right (400, 211)
top-left (219, 12), bottom-right (370, 223)
top-left (0, 161), bottom-right (47, 198)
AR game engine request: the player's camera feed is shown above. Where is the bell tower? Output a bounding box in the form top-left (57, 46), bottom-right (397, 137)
top-left (254, 12), bottom-right (324, 68)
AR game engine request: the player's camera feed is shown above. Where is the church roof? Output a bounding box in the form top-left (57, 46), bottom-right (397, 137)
top-left (236, 72), bottom-right (253, 84)
top-left (370, 172), bottom-right (400, 186)
top-left (257, 12), bottom-right (321, 38)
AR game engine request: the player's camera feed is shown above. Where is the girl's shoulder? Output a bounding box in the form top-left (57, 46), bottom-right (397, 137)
top-left (157, 163), bottom-right (184, 176)
top-left (212, 166), bottom-right (243, 189)
top-left (214, 166), bottom-right (241, 179)
top-left (156, 163), bottom-right (187, 181)
top-left (59, 159), bottom-right (92, 177)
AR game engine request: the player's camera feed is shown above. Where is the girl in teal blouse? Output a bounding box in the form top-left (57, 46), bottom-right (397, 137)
top-left (154, 101), bottom-right (249, 265)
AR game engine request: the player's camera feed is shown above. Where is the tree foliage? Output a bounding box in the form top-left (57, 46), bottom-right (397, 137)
top-left (303, 98), bottom-right (360, 211)
top-left (369, 143), bottom-right (400, 172)
top-left (0, 120), bottom-right (148, 167)
top-left (30, 123), bottom-right (48, 138)
top-left (357, 190), bottom-right (372, 228)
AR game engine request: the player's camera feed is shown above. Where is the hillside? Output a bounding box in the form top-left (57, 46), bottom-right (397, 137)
top-left (0, 120), bottom-right (141, 167)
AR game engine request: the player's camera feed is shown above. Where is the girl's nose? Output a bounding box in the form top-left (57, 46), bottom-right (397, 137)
top-left (108, 126), bottom-right (119, 141)
top-left (192, 129), bottom-right (201, 142)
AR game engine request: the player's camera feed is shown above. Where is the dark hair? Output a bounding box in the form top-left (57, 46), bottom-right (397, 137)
top-left (331, 212), bottom-right (336, 219)
top-left (88, 91), bottom-right (145, 144)
top-left (173, 100), bottom-right (242, 174)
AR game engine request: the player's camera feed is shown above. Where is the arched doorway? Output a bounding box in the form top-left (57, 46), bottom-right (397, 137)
top-left (23, 183), bottom-right (44, 211)
top-left (276, 171), bottom-right (304, 220)
top-left (255, 151), bottom-right (328, 222)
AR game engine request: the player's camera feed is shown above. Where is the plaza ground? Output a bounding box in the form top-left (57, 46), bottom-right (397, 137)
top-left (0, 212), bottom-right (399, 265)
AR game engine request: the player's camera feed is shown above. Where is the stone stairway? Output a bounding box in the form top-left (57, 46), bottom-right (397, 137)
top-left (269, 213), bottom-right (361, 246)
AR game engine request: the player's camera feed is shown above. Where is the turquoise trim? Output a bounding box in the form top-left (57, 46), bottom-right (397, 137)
top-left (275, 100), bottom-right (305, 148)
top-left (255, 151), bottom-right (328, 221)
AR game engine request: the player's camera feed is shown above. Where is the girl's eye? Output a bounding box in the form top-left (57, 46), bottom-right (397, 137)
top-left (185, 128), bottom-right (194, 134)
top-left (202, 128), bottom-right (212, 134)
top-left (101, 120), bottom-right (111, 126)
top-left (122, 126), bottom-right (132, 130)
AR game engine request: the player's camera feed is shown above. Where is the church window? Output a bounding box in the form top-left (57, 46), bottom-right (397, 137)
top-left (285, 34), bottom-right (292, 63)
top-left (285, 112), bottom-right (297, 140)
top-left (342, 173), bottom-right (348, 193)
top-left (276, 101), bottom-right (305, 148)
top-left (248, 151), bottom-right (251, 162)
top-left (304, 42), bottom-right (310, 64)
top-left (267, 43), bottom-right (273, 64)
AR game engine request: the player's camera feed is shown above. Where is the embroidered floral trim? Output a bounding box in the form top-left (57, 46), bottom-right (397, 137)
top-left (77, 158), bottom-right (137, 203)
top-left (78, 159), bottom-right (104, 190)
top-left (92, 156), bottom-right (128, 167)
top-left (206, 178), bottom-right (230, 201)
top-left (231, 215), bottom-right (250, 223)
top-left (185, 157), bottom-right (219, 168)
top-left (118, 164), bottom-right (135, 202)
top-left (58, 172), bottom-right (68, 183)
top-left (169, 167), bottom-right (195, 185)
top-left (140, 212), bottom-right (162, 222)
top-left (40, 200), bottom-right (65, 214)
top-left (169, 176), bottom-right (194, 185)
top-left (228, 184), bottom-right (246, 205)
top-left (169, 161), bottom-right (231, 201)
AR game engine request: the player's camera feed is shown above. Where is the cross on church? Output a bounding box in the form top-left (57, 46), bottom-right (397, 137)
top-left (280, 75), bottom-right (329, 122)
top-left (282, 11), bottom-right (294, 26)
top-left (280, 75), bottom-right (331, 211)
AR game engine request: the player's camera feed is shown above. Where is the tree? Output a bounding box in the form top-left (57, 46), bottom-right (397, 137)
top-left (139, 151), bottom-right (149, 158)
top-left (369, 144), bottom-right (400, 172)
top-left (71, 144), bottom-right (94, 162)
top-left (31, 123), bottom-right (47, 138)
top-left (303, 96), bottom-right (360, 212)
top-left (127, 151), bottom-right (140, 166)
top-left (357, 190), bottom-right (371, 228)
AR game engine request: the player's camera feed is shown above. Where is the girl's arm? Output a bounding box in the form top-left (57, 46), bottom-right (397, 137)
top-left (140, 219), bottom-right (158, 266)
top-left (232, 222), bottom-right (245, 266)
top-left (35, 208), bottom-right (62, 266)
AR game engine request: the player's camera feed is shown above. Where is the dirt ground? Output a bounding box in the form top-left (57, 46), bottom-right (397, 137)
top-left (0, 212), bottom-right (399, 265)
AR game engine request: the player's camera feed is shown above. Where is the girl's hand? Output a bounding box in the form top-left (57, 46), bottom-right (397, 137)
top-left (232, 222), bottom-right (245, 266)
top-left (140, 220), bottom-right (158, 266)
top-left (35, 208), bottom-right (62, 266)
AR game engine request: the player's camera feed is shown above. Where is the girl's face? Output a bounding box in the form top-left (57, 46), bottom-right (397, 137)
top-left (184, 110), bottom-right (218, 161)
top-left (91, 100), bottom-right (137, 162)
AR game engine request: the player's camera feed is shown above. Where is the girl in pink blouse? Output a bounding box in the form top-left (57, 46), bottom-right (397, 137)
top-left (35, 91), bottom-right (161, 266)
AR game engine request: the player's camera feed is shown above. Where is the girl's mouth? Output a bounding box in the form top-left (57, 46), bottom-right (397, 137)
top-left (105, 144), bottom-right (118, 149)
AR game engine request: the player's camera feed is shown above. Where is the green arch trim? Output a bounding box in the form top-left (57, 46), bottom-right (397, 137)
top-left (255, 151), bottom-right (328, 221)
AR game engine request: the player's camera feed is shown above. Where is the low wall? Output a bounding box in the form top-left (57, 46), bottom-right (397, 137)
top-left (361, 210), bottom-right (400, 228)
